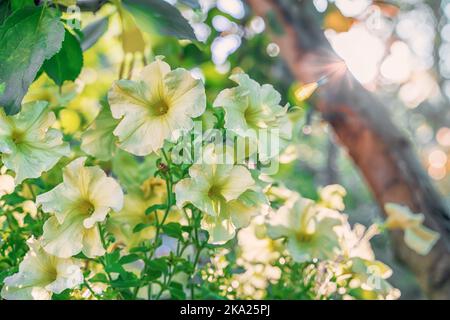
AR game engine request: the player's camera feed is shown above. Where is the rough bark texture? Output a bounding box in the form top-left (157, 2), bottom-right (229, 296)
top-left (245, 0), bottom-right (450, 298)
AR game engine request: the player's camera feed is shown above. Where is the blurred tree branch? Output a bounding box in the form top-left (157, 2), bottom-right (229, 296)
top-left (245, 0), bottom-right (450, 298)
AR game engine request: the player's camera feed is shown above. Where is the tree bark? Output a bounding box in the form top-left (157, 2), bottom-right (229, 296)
top-left (245, 0), bottom-right (450, 298)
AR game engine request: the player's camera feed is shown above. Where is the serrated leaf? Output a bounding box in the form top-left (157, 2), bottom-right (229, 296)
top-left (43, 29), bottom-right (83, 86)
top-left (0, 6), bottom-right (65, 114)
top-left (122, 0), bottom-right (197, 41)
top-left (81, 17), bottom-right (109, 51)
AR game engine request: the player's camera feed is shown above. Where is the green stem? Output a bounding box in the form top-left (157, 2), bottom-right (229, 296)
top-left (134, 149), bottom-right (174, 300)
top-left (97, 224), bottom-right (124, 300)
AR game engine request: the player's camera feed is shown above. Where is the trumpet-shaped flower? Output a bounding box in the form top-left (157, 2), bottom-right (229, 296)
top-left (37, 157), bottom-right (124, 258)
top-left (213, 73), bottom-right (292, 160)
top-left (108, 58), bottom-right (206, 155)
top-left (0, 101), bottom-right (70, 183)
top-left (384, 203), bottom-right (440, 255)
top-left (1, 238), bottom-right (83, 300)
top-left (267, 197), bottom-right (342, 263)
top-left (175, 145), bottom-right (259, 243)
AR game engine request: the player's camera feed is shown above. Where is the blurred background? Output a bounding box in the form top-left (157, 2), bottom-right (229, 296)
top-left (27, 0), bottom-right (450, 299)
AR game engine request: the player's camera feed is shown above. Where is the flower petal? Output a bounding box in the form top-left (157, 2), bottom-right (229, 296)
top-left (42, 215), bottom-right (85, 258)
top-left (82, 226), bottom-right (106, 258)
top-left (220, 165), bottom-right (254, 202)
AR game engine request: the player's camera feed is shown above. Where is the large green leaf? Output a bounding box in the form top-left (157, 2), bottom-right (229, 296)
top-left (43, 29), bottom-right (83, 86)
top-left (122, 0), bottom-right (197, 41)
top-left (81, 16), bottom-right (109, 51)
top-left (0, 1), bottom-right (11, 24)
top-left (0, 6), bottom-right (64, 114)
top-left (11, 0), bottom-right (34, 11)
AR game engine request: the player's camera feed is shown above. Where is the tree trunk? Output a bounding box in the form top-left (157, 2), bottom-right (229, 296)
top-left (245, 0), bottom-right (450, 298)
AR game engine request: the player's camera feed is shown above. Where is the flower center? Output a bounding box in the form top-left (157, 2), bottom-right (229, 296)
top-left (11, 129), bottom-right (25, 144)
top-left (295, 231), bottom-right (313, 242)
top-left (208, 184), bottom-right (223, 199)
top-left (244, 105), bottom-right (264, 128)
top-left (149, 99), bottom-right (169, 116)
top-left (78, 199), bottom-right (95, 216)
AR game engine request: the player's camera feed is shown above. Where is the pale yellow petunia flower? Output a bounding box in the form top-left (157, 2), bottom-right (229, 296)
top-left (1, 237), bottom-right (83, 300)
top-left (37, 157), bottom-right (124, 258)
top-left (0, 101), bottom-right (70, 184)
top-left (267, 196), bottom-right (342, 263)
top-left (213, 73), bottom-right (292, 160)
top-left (175, 145), bottom-right (260, 244)
top-left (108, 58), bottom-right (206, 156)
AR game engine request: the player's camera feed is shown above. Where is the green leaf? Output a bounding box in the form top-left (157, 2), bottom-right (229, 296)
top-left (147, 258), bottom-right (168, 274)
top-left (1, 193), bottom-right (26, 205)
top-left (0, 1), bottom-right (11, 25)
top-left (162, 222), bottom-right (183, 239)
top-left (129, 246), bottom-right (148, 253)
top-left (43, 29), bottom-right (83, 86)
top-left (143, 271), bottom-right (162, 281)
top-left (122, 0), bottom-right (197, 41)
top-left (81, 17), bottom-right (109, 51)
top-left (89, 273), bottom-right (109, 283)
top-left (0, 6), bottom-right (65, 114)
top-left (0, 82), bottom-right (5, 96)
top-left (145, 203), bottom-right (167, 215)
top-left (119, 254), bottom-right (141, 265)
top-left (111, 273), bottom-right (140, 288)
top-left (105, 249), bottom-right (121, 265)
top-left (132, 222), bottom-right (152, 233)
top-left (169, 282), bottom-right (186, 300)
top-left (11, 0), bottom-right (34, 11)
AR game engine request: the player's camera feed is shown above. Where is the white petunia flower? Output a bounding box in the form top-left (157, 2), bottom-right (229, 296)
top-left (0, 101), bottom-right (70, 183)
top-left (175, 145), bottom-right (260, 243)
top-left (213, 73), bottom-right (292, 160)
top-left (1, 237), bottom-right (83, 300)
top-left (267, 196), bottom-right (342, 263)
top-left (108, 58), bottom-right (206, 156)
top-left (37, 157), bottom-right (124, 258)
